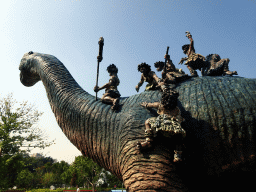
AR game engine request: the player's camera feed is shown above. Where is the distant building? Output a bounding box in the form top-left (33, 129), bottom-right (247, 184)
top-left (31, 153), bottom-right (44, 158)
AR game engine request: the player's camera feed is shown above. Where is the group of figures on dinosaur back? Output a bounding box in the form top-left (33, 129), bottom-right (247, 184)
top-left (94, 31), bottom-right (238, 162)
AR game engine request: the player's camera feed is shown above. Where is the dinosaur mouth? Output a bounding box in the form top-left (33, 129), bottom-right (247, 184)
top-left (19, 58), bottom-right (41, 87)
top-left (20, 69), bottom-right (40, 87)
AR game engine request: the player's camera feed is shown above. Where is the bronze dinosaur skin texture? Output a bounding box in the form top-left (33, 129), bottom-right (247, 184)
top-left (20, 51), bottom-right (256, 192)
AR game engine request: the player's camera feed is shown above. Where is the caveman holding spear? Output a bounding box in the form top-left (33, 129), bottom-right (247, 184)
top-left (94, 37), bottom-right (121, 110)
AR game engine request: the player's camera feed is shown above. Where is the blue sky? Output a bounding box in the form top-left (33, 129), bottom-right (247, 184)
top-left (1, 0), bottom-right (256, 163)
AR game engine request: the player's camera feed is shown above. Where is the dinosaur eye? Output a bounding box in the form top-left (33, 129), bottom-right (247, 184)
top-left (28, 51), bottom-right (34, 55)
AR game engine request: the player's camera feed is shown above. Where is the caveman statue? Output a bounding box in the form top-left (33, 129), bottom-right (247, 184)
top-left (135, 62), bottom-right (162, 92)
top-left (204, 54), bottom-right (238, 76)
top-left (94, 64), bottom-right (120, 110)
top-left (155, 56), bottom-right (189, 85)
top-left (137, 89), bottom-right (186, 162)
top-left (179, 31), bottom-right (207, 77)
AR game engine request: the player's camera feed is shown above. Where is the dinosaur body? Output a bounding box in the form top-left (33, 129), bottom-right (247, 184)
top-left (19, 52), bottom-right (256, 191)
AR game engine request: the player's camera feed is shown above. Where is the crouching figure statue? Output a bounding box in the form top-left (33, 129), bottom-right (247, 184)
top-left (154, 55), bottom-right (190, 86)
top-left (137, 89), bottom-right (186, 162)
top-left (135, 62), bottom-right (162, 92)
top-left (204, 54), bottom-right (238, 76)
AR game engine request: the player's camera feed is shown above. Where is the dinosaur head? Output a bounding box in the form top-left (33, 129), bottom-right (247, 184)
top-left (19, 51), bottom-right (42, 86)
top-left (19, 51), bottom-right (59, 86)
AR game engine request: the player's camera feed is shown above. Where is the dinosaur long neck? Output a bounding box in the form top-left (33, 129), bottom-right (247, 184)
top-left (38, 58), bottom-right (97, 158)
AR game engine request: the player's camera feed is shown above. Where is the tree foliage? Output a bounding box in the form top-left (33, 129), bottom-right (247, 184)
top-left (0, 153), bottom-right (24, 188)
top-left (62, 156), bottom-right (103, 191)
top-left (0, 94), bottom-right (54, 156)
top-left (0, 94), bottom-right (123, 190)
top-left (23, 154), bottom-right (55, 174)
top-left (42, 172), bottom-right (55, 187)
top-left (49, 160), bottom-right (70, 186)
top-left (15, 169), bottom-right (34, 188)
top-left (0, 94), bottom-right (54, 189)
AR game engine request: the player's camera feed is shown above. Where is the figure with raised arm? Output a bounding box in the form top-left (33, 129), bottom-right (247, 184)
top-left (179, 31), bottom-right (207, 77)
top-left (94, 64), bottom-right (120, 110)
top-left (135, 62), bottom-right (162, 92)
top-left (137, 89), bottom-right (186, 162)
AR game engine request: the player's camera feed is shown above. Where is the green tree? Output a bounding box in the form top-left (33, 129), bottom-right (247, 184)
top-left (15, 169), bottom-right (34, 189)
top-left (0, 94), bottom-right (54, 189)
top-left (33, 165), bottom-right (45, 188)
top-left (23, 157), bottom-right (70, 188)
top-left (23, 154), bottom-right (55, 174)
top-left (28, 157), bottom-right (57, 188)
top-left (68, 156), bottom-right (102, 191)
top-left (0, 153), bottom-right (24, 189)
top-left (61, 164), bottom-right (72, 186)
top-left (51, 161), bottom-right (70, 187)
top-left (42, 172), bottom-right (56, 188)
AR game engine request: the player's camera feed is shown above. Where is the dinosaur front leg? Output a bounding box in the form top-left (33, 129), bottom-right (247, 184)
top-left (122, 141), bottom-right (188, 192)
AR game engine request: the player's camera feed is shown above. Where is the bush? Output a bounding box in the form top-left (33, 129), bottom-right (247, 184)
top-left (1, 190), bottom-right (26, 192)
top-left (26, 189), bottom-right (64, 192)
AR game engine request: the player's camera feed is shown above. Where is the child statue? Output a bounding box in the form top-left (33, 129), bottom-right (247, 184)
top-left (94, 64), bottom-right (121, 110)
top-left (137, 89), bottom-right (186, 162)
top-left (135, 62), bottom-right (162, 92)
top-left (179, 31), bottom-right (207, 77)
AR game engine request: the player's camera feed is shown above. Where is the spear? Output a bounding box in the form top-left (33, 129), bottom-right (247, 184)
top-left (96, 37), bottom-right (104, 101)
top-left (164, 46), bottom-right (169, 75)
